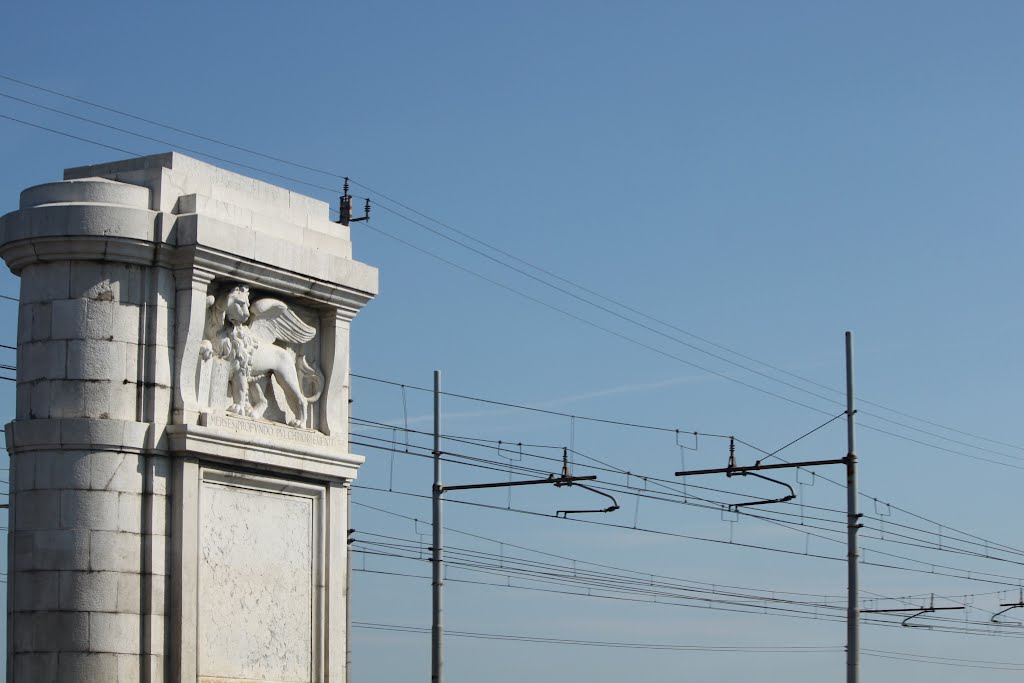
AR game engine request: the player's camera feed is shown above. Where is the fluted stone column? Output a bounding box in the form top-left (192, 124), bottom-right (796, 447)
top-left (0, 153), bottom-right (377, 682)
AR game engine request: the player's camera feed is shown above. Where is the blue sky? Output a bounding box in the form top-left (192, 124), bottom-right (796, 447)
top-left (2, 1), bottom-right (1024, 680)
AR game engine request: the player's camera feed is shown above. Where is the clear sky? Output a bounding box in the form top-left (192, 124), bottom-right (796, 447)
top-left (2, 1), bottom-right (1023, 680)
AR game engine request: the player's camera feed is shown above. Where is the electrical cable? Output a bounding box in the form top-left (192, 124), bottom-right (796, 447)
top-left (353, 479), bottom-right (1024, 589)
top-left (1, 72), bottom-right (1019, 462)
top-left (352, 416), bottom-right (1024, 564)
top-left (350, 377), bottom-right (1024, 558)
top-left (351, 620), bottom-right (844, 653)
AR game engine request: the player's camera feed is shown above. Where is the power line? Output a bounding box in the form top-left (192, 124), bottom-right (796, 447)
top-left (353, 537), bottom-right (847, 618)
top-left (339, 180), bottom-right (1023, 459)
top-left (351, 416), bottom-right (1024, 569)
top-left (354, 215), bottom-right (1024, 469)
top-left (351, 620), bottom-right (844, 654)
top-left (352, 500), bottom-right (853, 602)
top-left (0, 113), bottom-right (140, 157)
top-left (349, 375), bottom-right (1024, 557)
top-left (360, 409), bottom-right (1024, 565)
top-left (862, 649), bottom-right (1024, 672)
top-left (353, 373), bottom-right (759, 447)
top-left (355, 220), bottom-right (852, 418)
top-left (361, 199), bottom-right (1024, 467)
top-left (353, 479), bottom-right (1024, 589)
top-left (0, 90), bottom-right (349, 201)
top-left (1, 82), bottom-right (1018, 467)
top-left (0, 73), bottom-right (352, 183)
top-left (356, 499), bottom-right (1022, 617)
top-left (351, 559), bottom-right (1023, 639)
top-left (352, 431), bottom-right (852, 529)
top-left (354, 530), bottom-right (1022, 635)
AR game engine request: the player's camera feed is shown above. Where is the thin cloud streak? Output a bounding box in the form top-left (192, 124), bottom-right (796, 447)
top-left (365, 373), bottom-right (709, 428)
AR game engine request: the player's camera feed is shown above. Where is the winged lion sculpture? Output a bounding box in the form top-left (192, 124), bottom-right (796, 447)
top-left (201, 285), bottom-right (325, 428)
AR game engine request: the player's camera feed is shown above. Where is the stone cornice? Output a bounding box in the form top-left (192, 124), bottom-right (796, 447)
top-left (5, 418), bottom-right (167, 454)
top-left (181, 244), bottom-right (375, 319)
top-left (167, 417), bottom-right (364, 482)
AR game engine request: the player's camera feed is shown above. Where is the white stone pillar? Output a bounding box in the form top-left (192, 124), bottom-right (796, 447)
top-left (0, 153), bottom-right (377, 682)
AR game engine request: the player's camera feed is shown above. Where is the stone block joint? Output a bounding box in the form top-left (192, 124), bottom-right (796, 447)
top-left (0, 152), bottom-right (377, 682)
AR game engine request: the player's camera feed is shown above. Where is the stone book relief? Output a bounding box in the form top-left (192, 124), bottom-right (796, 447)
top-left (199, 284), bottom-right (325, 429)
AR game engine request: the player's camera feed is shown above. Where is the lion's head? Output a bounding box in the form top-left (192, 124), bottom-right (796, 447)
top-left (225, 285), bottom-right (251, 325)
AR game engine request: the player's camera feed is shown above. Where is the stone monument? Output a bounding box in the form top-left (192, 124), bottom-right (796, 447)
top-left (0, 153), bottom-right (378, 681)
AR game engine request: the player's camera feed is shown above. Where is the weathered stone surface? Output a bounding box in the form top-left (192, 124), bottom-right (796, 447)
top-left (16, 489), bottom-right (61, 530)
top-left (91, 531), bottom-right (142, 573)
top-left (198, 479), bottom-right (315, 682)
top-left (19, 177), bottom-right (150, 210)
top-left (14, 611), bottom-right (89, 652)
top-left (3, 154), bottom-right (374, 681)
top-left (61, 489), bottom-right (120, 531)
top-left (19, 261), bottom-right (70, 303)
top-left (14, 528), bottom-right (91, 571)
top-left (60, 570), bottom-right (120, 612)
top-left (58, 652), bottom-right (119, 681)
top-left (91, 452), bottom-right (145, 493)
top-left (13, 571), bottom-right (60, 611)
top-left (14, 652), bottom-right (58, 681)
top-left (31, 451), bottom-right (91, 491)
top-left (90, 612), bottom-right (141, 654)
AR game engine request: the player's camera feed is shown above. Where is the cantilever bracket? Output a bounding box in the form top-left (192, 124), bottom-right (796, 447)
top-left (728, 470), bottom-right (796, 510)
top-left (992, 590), bottom-right (1024, 625)
top-left (439, 472), bottom-right (596, 494)
top-left (675, 437), bottom-right (804, 510)
top-left (553, 448), bottom-right (619, 517)
top-left (554, 480), bottom-right (620, 518)
top-left (440, 448), bottom-right (606, 518)
top-left (440, 448), bottom-right (618, 518)
top-left (899, 609), bottom-right (935, 628)
top-left (991, 603), bottom-right (1024, 625)
top-left (862, 594), bottom-right (964, 628)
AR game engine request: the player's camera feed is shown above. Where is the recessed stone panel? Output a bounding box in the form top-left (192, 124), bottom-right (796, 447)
top-left (198, 474), bottom-right (320, 683)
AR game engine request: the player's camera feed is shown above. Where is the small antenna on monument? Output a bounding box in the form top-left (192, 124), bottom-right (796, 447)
top-left (350, 197), bottom-right (371, 223)
top-left (336, 177), bottom-right (353, 226)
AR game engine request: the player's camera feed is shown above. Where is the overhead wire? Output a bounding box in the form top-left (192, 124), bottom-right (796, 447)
top-left (355, 545), bottom-right (1001, 630)
top-left (355, 498), bottom-right (1020, 621)
top-left (351, 620), bottom-right (845, 654)
top-left (353, 620), bottom-right (1024, 666)
top-left (353, 477), bottom-right (1024, 589)
top-left (348, 431), bottom-right (1024, 580)
top-left (350, 376), bottom-right (1024, 560)
top-left (5, 78), bottom-right (1024, 624)
top-left (350, 546), bottom-right (1021, 638)
top-left (1, 75), bottom-right (1018, 466)
top-left (352, 499), bottom-right (854, 602)
top-left (352, 413), bottom-right (1024, 569)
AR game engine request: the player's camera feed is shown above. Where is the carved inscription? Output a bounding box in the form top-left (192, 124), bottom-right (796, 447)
top-left (206, 413), bottom-right (345, 450)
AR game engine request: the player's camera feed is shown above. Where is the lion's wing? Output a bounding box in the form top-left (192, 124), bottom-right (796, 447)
top-left (249, 298), bottom-right (317, 345)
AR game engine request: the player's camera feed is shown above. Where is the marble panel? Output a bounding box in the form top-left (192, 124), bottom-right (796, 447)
top-left (198, 475), bottom-right (321, 683)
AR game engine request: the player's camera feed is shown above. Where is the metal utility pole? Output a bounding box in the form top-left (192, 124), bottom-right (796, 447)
top-left (346, 496), bottom-right (353, 683)
top-left (845, 331), bottom-right (860, 683)
top-left (428, 375), bottom-right (610, 683)
top-left (346, 396), bottom-right (354, 683)
top-left (431, 370), bottom-right (443, 683)
top-left (674, 333), bottom-right (862, 683)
